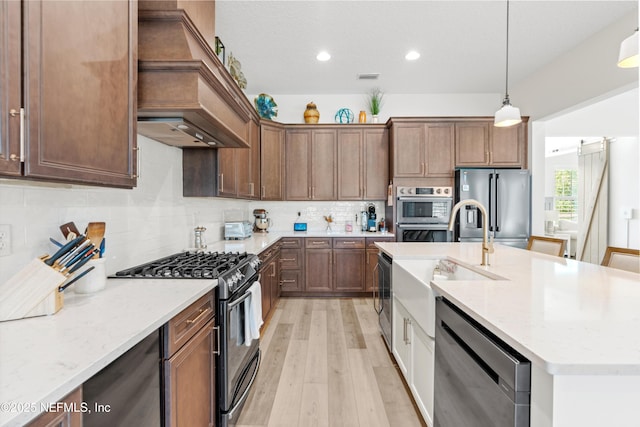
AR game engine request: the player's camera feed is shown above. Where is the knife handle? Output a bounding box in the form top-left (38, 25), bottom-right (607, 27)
top-left (67, 249), bottom-right (98, 274)
top-left (45, 235), bottom-right (84, 266)
top-left (62, 244), bottom-right (95, 271)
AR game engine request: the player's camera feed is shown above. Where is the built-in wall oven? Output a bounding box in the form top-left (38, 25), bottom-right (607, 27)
top-left (396, 186), bottom-right (453, 243)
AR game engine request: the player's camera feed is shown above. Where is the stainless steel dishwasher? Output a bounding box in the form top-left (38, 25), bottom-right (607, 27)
top-left (434, 298), bottom-right (531, 427)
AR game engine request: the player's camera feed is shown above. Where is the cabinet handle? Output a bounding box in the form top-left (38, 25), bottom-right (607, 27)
top-left (270, 263), bottom-right (276, 277)
top-left (279, 258), bottom-right (296, 262)
top-left (18, 108), bottom-right (25, 162)
top-left (213, 326), bottom-right (220, 355)
top-left (249, 182), bottom-right (254, 196)
top-left (280, 279), bottom-right (296, 283)
top-left (403, 318), bottom-right (408, 343)
top-left (312, 187), bottom-right (315, 199)
top-left (421, 162), bottom-right (425, 175)
top-left (311, 241), bottom-right (326, 245)
top-left (186, 307), bottom-right (209, 325)
top-left (9, 154), bottom-right (19, 161)
top-left (341, 241), bottom-right (357, 244)
top-left (132, 146), bottom-right (140, 178)
top-left (261, 185), bottom-right (266, 198)
top-left (372, 263), bottom-right (381, 314)
top-left (407, 318), bottom-right (412, 344)
top-left (219, 173), bottom-right (224, 192)
top-left (308, 187), bottom-right (311, 198)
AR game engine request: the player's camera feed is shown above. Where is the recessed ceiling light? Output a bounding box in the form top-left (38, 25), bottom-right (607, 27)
top-left (405, 51), bottom-right (420, 61)
top-left (317, 51), bottom-right (331, 61)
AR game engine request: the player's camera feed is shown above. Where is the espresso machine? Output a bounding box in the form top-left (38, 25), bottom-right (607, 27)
top-left (253, 209), bottom-right (272, 233)
top-left (367, 204), bottom-right (377, 232)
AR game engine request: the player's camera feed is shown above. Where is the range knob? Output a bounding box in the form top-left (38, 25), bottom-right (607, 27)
top-left (435, 188), bottom-right (441, 194)
top-left (226, 276), bottom-right (238, 289)
top-left (444, 188), bottom-right (450, 195)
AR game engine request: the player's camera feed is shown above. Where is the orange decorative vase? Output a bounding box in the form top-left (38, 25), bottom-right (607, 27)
top-left (358, 110), bottom-right (367, 123)
top-left (304, 102), bottom-right (320, 124)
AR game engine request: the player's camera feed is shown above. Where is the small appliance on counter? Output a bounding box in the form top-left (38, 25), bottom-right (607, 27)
top-left (224, 221), bottom-right (253, 240)
top-left (367, 203), bottom-right (377, 232)
top-left (253, 209), bottom-right (272, 233)
top-left (361, 211), bottom-right (368, 232)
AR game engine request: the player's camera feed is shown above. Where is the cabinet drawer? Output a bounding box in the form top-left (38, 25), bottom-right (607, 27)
top-left (280, 237), bottom-right (303, 249)
top-left (334, 238), bottom-right (365, 249)
top-left (279, 248), bottom-right (302, 269)
top-left (164, 292), bottom-right (215, 357)
top-left (259, 244), bottom-right (280, 261)
top-left (280, 270), bottom-right (302, 292)
top-left (366, 236), bottom-right (395, 248)
top-left (305, 238), bottom-right (332, 249)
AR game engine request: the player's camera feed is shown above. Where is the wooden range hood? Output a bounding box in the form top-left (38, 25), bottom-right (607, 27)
top-left (137, 10), bottom-right (253, 148)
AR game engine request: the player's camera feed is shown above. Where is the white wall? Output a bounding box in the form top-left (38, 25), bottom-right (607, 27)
top-left (608, 137), bottom-right (640, 248)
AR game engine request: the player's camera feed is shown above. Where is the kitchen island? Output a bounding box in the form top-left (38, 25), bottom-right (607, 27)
top-left (377, 242), bottom-right (640, 427)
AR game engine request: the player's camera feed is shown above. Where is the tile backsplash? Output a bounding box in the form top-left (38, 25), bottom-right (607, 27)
top-left (0, 135), bottom-right (386, 283)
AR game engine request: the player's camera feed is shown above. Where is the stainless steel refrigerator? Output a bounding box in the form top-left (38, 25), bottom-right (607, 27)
top-left (454, 169), bottom-right (531, 248)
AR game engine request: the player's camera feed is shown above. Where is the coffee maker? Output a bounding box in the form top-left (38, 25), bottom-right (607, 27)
top-left (253, 209), bottom-right (272, 233)
top-left (367, 204), bottom-right (377, 232)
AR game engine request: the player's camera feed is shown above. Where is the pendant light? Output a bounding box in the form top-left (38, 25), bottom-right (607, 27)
top-left (494, 0), bottom-right (522, 127)
top-left (617, 28), bottom-right (638, 68)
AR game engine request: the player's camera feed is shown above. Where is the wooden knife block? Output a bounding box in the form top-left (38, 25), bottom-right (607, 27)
top-left (0, 258), bottom-right (65, 322)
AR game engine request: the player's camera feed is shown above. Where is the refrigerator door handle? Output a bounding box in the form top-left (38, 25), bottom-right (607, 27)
top-left (488, 173), bottom-right (494, 232)
top-left (495, 173), bottom-right (500, 232)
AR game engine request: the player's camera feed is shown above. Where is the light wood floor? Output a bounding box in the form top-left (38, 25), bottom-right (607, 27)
top-left (237, 298), bottom-right (427, 427)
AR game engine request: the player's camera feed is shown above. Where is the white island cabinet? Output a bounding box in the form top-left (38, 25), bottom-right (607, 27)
top-left (376, 242), bottom-right (640, 427)
top-left (392, 259), bottom-right (441, 426)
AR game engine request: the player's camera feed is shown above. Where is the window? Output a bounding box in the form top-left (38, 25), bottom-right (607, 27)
top-left (554, 169), bottom-right (578, 221)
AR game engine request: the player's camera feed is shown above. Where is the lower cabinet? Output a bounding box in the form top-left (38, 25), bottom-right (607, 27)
top-left (26, 387), bottom-right (82, 427)
top-left (279, 238), bottom-right (304, 294)
top-left (304, 238), bottom-right (333, 293)
top-left (259, 243), bottom-right (281, 324)
top-left (392, 297), bottom-right (435, 426)
top-left (264, 236), bottom-right (393, 297)
top-left (365, 237), bottom-right (395, 293)
top-left (333, 238), bottom-right (366, 292)
top-left (163, 292), bottom-right (216, 427)
top-left (304, 237), bottom-right (367, 294)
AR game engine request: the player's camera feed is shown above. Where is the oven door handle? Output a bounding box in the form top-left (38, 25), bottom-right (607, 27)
top-left (228, 349), bottom-right (262, 418)
top-left (228, 290), bottom-right (252, 309)
top-left (227, 275), bottom-right (261, 309)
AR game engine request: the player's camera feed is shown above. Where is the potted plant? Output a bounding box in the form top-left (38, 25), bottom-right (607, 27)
top-left (367, 88), bottom-right (384, 123)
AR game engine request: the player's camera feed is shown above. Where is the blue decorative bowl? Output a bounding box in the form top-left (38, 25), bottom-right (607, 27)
top-left (334, 108), bottom-right (354, 124)
top-left (254, 94), bottom-right (278, 120)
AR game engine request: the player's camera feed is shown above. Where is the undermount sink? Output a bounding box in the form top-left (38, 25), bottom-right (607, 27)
top-left (433, 259), bottom-right (504, 281)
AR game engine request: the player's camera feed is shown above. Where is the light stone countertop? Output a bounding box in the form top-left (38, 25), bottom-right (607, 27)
top-left (377, 242), bottom-right (640, 376)
top-left (0, 230), bottom-right (394, 426)
top-left (0, 278), bottom-right (215, 427)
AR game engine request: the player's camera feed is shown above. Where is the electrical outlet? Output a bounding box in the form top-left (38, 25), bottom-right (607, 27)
top-left (622, 207), bottom-right (633, 220)
top-left (0, 224), bottom-right (11, 257)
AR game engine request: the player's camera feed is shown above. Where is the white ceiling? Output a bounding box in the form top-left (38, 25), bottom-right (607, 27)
top-left (215, 0), bottom-right (638, 95)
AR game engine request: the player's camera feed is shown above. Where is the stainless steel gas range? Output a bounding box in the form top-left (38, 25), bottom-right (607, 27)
top-left (114, 251), bottom-right (262, 427)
